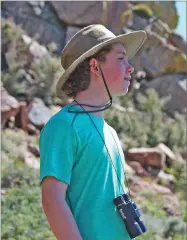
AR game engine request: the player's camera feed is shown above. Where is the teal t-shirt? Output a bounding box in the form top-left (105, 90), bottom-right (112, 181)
top-left (39, 104), bottom-right (132, 240)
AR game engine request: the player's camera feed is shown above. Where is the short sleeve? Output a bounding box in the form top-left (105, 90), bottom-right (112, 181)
top-left (39, 117), bottom-right (77, 185)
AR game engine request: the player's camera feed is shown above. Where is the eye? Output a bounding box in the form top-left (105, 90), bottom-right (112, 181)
top-left (119, 57), bottom-right (124, 60)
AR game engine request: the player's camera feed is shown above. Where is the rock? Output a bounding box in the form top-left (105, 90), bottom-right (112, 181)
top-left (156, 143), bottom-right (176, 166)
top-left (151, 183), bottom-right (172, 195)
top-left (28, 143), bottom-right (40, 157)
top-left (128, 161), bottom-right (150, 177)
top-left (15, 102), bottom-right (28, 132)
top-left (28, 98), bottom-right (52, 128)
top-left (130, 13), bottom-right (149, 31)
top-left (126, 147), bottom-right (166, 169)
top-left (131, 1), bottom-right (178, 29)
top-left (1, 87), bottom-right (19, 111)
top-left (130, 178), bottom-right (151, 192)
top-left (51, 1), bottom-right (103, 25)
top-left (140, 74), bottom-right (187, 116)
top-left (52, 1), bottom-right (129, 34)
top-left (146, 166), bottom-right (161, 177)
top-left (24, 151), bottom-right (39, 169)
top-left (103, 1), bottom-right (129, 34)
top-left (2, 1), bottom-right (67, 54)
top-left (168, 32), bottom-right (187, 53)
top-left (130, 27), bottom-right (187, 78)
top-left (157, 170), bottom-right (175, 187)
top-left (66, 26), bottom-right (82, 44)
top-left (157, 143), bottom-right (185, 166)
top-left (125, 162), bottom-right (135, 175)
top-left (147, 1), bottom-right (178, 29)
top-left (136, 71), bottom-right (146, 81)
top-left (130, 177), bottom-right (172, 195)
top-left (1, 87), bottom-right (20, 128)
top-left (22, 34), bottom-right (49, 60)
top-left (1, 189), bottom-right (7, 195)
top-left (174, 153), bottom-right (186, 165)
top-left (28, 123), bottom-right (40, 136)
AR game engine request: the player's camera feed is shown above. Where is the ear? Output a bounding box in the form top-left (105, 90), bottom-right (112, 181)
top-left (89, 58), bottom-right (99, 76)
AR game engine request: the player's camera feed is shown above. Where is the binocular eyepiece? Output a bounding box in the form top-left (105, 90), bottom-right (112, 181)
top-left (113, 193), bottom-right (147, 239)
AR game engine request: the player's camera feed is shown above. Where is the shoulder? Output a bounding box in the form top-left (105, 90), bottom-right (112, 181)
top-left (41, 104), bottom-right (77, 132)
top-left (39, 106), bottom-right (78, 144)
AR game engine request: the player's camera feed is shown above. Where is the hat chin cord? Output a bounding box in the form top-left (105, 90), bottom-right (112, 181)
top-left (68, 64), bottom-right (113, 114)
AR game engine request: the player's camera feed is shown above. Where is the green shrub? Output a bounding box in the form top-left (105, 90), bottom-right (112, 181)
top-left (137, 214), bottom-right (186, 240)
top-left (2, 129), bottom-right (27, 173)
top-left (1, 18), bottom-right (62, 103)
top-left (163, 217), bottom-right (186, 239)
top-left (105, 89), bottom-right (186, 152)
top-left (2, 168), bottom-right (55, 240)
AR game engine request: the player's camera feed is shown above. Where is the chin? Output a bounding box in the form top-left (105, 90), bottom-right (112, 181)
top-left (115, 88), bottom-right (129, 97)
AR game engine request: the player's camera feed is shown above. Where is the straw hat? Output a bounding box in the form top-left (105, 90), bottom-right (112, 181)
top-left (56, 24), bottom-right (147, 98)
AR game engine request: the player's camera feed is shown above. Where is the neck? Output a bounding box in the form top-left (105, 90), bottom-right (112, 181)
top-left (73, 84), bottom-right (111, 118)
top-left (73, 96), bottom-right (107, 118)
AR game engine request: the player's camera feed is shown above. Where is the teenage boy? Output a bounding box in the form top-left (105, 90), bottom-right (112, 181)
top-left (40, 24), bottom-right (146, 240)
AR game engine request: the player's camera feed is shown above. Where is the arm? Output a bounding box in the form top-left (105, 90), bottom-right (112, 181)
top-left (41, 176), bottom-right (83, 240)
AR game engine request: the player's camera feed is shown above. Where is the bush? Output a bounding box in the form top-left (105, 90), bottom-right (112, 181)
top-left (1, 18), bottom-right (62, 104)
top-left (2, 168), bottom-right (55, 240)
top-left (104, 89), bottom-right (186, 152)
top-left (2, 129), bottom-right (27, 174)
top-left (137, 214), bottom-right (186, 240)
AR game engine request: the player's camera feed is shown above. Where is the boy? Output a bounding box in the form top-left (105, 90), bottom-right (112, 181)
top-left (40, 24), bottom-right (146, 240)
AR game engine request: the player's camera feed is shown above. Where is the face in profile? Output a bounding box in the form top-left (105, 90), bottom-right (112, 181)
top-left (99, 43), bottom-right (134, 97)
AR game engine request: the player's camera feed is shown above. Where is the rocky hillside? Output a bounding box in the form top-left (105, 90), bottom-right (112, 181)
top-left (2, 1), bottom-right (186, 116)
top-left (1, 1), bottom-right (186, 240)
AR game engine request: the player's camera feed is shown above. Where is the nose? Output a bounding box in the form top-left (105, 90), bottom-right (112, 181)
top-left (127, 64), bottom-right (134, 74)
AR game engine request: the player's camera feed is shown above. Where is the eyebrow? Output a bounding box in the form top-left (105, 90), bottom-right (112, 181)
top-left (117, 51), bottom-right (127, 56)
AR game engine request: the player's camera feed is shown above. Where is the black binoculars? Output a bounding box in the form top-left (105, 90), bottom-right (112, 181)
top-left (113, 193), bottom-right (147, 239)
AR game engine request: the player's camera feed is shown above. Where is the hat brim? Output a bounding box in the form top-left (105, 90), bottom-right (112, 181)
top-left (56, 30), bottom-right (147, 99)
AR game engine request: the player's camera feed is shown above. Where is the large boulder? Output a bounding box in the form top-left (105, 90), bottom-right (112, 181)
top-left (52, 1), bottom-right (129, 35)
top-left (1, 1), bottom-right (67, 54)
top-left (131, 1), bottom-right (178, 29)
top-left (126, 147), bottom-right (166, 169)
top-left (51, 1), bottom-right (103, 26)
top-left (140, 74), bottom-right (187, 116)
top-left (28, 98), bottom-right (52, 128)
top-left (129, 27), bottom-right (187, 78)
top-left (146, 1), bottom-right (178, 29)
top-left (103, 1), bottom-right (129, 34)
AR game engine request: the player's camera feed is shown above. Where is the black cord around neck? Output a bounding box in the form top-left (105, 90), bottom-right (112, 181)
top-left (68, 64), bottom-right (112, 114)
